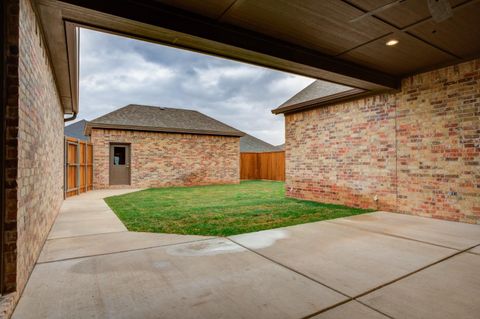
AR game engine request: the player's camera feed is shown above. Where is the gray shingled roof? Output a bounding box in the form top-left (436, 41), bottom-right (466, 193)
top-left (85, 104), bottom-right (244, 137)
top-left (276, 80), bottom-right (351, 110)
top-left (65, 120), bottom-right (88, 141)
top-left (240, 134), bottom-right (280, 152)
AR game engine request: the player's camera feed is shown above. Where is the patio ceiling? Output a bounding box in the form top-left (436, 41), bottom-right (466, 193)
top-left (34, 0), bottom-right (480, 114)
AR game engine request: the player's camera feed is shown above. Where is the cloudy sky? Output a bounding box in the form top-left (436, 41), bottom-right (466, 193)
top-left (78, 28), bottom-right (314, 145)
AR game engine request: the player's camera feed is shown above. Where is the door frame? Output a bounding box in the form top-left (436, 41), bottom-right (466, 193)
top-left (109, 143), bottom-right (131, 186)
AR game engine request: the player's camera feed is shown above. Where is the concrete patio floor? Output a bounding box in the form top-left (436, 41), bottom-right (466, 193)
top-left (12, 190), bottom-right (480, 319)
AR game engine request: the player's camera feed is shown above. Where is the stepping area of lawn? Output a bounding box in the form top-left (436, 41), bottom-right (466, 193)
top-left (104, 180), bottom-right (371, 236)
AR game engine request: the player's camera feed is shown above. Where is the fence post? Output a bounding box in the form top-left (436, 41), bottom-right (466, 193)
top-left (75, 139), bottom-right (80, 195)
top-left (83, 141), bottom-right (87, 193)
top-left (64, 137), bottom-right (67, 199)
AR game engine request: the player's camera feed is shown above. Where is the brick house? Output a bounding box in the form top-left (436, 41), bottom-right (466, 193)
top-left (66, 119), bottom-right (278, 153)
top-left (84, 104), bottom-right (244, 188)
top-left (273, 59), bottom-right (480, 224)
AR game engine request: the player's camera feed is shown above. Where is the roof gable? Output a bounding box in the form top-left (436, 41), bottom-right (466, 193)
top-left (278, 80), bottom-right (351, 109)
top-left (272, 80), bottom-right (366, 114)
top-left (86, 104), bottom-right (244, 137)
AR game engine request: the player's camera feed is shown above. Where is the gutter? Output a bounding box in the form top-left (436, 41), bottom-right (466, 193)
top-left (64, 112), bottom-right (77, 122)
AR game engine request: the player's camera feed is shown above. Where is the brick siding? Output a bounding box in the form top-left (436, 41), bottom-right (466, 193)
top-left (1, 0), bottom-right (64, 317)
top-left (396, 60), bottom-right (480, 223)
top-left (3, 0), bottom-right (20, 298)
top-left (285, 94), bottom-right (397, 211)
top-left (90, 129), bottom-right (240, 188)
top-left (285, 58), bottom-right (480, 224)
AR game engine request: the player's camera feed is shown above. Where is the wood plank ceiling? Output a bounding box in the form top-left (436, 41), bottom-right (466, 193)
top-left (159, 0), bottom-right (479, 76)
top-left (35, 0), bottom-right (480, 113)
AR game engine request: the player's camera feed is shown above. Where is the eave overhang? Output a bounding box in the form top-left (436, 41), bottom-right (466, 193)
top-left (34, 0), bottom-right (405, 118)
top-left (84, 122), bottom-right (245, 138)
top-left (35, 1), bottom-right (79, 114)
top-left (271, 88), bottom-right (394, 115)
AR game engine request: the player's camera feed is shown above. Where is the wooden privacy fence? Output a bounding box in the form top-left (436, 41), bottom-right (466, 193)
top-left (65, 137), bottom-right (93, 197)
top-left (240, 151), bottom-right (285, 181)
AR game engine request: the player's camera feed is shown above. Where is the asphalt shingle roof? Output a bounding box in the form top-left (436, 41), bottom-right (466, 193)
top-left (240, 134), bottom-right (280, 152)
top-left (276, 80), bottom-right (351, 110)
top-left (64, 120), bottom-right (88, 141)
top-left (86, 104), bottom-right (244, 137)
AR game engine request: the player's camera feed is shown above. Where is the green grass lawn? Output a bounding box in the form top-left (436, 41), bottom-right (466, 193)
top-left (105, 180), bottom-right (372, 236)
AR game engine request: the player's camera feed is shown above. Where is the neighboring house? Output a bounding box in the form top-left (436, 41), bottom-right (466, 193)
top-left (67, 120), bottom-right (279, 153)
top-left (240, 134), bottom-right (279, 153)
top-left (273, 63), bottom-right (480, 224)
top-left (64, 119), bottom-right (89, 141)
top-left (276, 144), bottom-right (284, 150)
top-left (84, 104), bottom-right (244, 188)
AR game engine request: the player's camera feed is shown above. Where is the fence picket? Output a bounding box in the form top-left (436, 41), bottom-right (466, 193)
top-left (65, 137), bottom-right (93, 197)
top-left (240, 151), bottom-right (285, 181)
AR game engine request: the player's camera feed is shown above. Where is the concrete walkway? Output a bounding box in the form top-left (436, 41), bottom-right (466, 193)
top-left (13, 190), bottom-right (480, 319)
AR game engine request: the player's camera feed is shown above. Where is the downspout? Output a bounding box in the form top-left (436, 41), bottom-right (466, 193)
top-left (64, 112), bottom-right (77, 122)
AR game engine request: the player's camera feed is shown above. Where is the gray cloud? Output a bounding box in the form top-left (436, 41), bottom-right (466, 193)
top-left (78, 28), bottom-right (314, 145)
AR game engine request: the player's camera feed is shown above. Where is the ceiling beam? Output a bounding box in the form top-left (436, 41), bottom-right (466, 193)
top-left (56, 0), bottom-right (400, 90)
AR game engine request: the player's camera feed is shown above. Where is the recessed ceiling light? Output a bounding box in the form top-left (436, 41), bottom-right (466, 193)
top-left (386, 39), bottom-right (399, 46)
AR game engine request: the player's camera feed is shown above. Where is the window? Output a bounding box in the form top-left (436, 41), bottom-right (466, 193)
top-left (113, 147), bottom-right (126, 165)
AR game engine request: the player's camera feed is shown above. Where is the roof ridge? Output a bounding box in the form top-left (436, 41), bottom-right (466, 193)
top-left (85, 104), bottom-right (245, 137)
top-left (125, 104), bottom-right (198, 111)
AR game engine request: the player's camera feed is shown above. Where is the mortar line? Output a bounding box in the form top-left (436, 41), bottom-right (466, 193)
top-left (37, 237), bottom-right (215, 265)
top-left (324, 219), bottom-right (470, 251)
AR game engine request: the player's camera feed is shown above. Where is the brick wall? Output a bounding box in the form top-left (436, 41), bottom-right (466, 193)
top-left (285, 94), bottom-right (397, 211)
top-left (1, 0), bottom-right (64, 317)
top-left (3, 0), bottom-right (20, 297)
top-left (90, 129), bottom-right (240, 188)
top-left (1, 0), bottom-right (20, 315)
top-left (285, 58), bottom-right (480, 224)
top-left (396, 60), bottom-right (480, 223)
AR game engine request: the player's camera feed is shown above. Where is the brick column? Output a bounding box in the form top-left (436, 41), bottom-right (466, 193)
top-left (3, 0), bottom-right (19, 296)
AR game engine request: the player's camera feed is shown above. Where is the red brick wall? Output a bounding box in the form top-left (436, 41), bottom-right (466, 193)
top-left (90, 129), bottom-right (240, 188)
top-left (1, 0), bottom-right (64, 317)
top-left (285, 94), bottom-right (397, 211)
top-left (285, 58), bottom-right (480, 224)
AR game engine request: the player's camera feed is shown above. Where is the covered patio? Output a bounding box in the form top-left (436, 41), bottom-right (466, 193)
top-left (12, 189), bottom-right (480, 318)
top-left (2, 0), bottom-right (480, 317)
